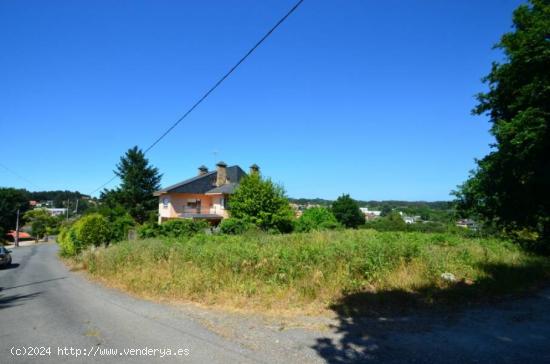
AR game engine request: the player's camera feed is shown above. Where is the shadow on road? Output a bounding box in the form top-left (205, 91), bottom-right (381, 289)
top-left (0, 292), bottom-right (42, 310)
top-left (0, 263), bottom-right (20, 270)
top-left (311, 261), bottom-right (550, 363)
top-left (0, 276), bottom-right (67, 292)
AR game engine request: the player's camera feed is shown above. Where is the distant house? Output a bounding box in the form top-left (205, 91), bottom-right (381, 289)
top-left (5, 230), bottom-right (32, 241)
top-left (360, 207), bottom-right (381, 221)
top-left (456, 218), bottom-right (477, 230)
top-left (154, 162), bottom-right (258, 224)
top-left (46, 208), bottom-right (67, 216)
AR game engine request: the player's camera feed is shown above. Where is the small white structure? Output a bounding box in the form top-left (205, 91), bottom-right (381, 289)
top-left (46, 208), bottom-right (67, 217)
top-left (360, 207), bottom-right (382, 221)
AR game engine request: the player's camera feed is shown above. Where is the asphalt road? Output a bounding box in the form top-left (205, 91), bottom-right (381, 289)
top-left (0, 243), bottom-right (267, 364)
top-left (2, 242), bottom-right (550, 364)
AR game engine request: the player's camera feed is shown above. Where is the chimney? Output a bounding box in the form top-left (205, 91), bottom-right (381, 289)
top-left (215, 161), bottom-right (227, 187)
top-left (198, 165), bottom-right (208, 176)
top-left (249, 163), bottom-right (260, 175)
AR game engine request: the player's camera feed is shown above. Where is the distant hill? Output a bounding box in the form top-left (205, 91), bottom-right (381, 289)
top-left (29, 190), bottom-right (90, 208)
top-left (288, 198), bottom-right (456, 222)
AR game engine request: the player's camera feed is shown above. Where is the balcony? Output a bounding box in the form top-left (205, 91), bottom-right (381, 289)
top-left (177, 206), bottom-right (224, 220)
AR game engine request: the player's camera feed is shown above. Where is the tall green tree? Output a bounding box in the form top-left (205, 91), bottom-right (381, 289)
top-left (229, 173), bottom-right (294, 233)
top-left (454, 0), bottom-right (550, 247)
top-left (101, 146), bottom-right (162, 224)
top-left (331, 194), bottom-right (365, 228)
top-left (0, 188), bottom-right (30, 237)
top-left (24, 208), bottom-right (59, 240)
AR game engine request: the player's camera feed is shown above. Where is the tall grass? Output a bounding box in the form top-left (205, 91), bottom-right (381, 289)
top-left (79, 230), bottom-right (550, 314)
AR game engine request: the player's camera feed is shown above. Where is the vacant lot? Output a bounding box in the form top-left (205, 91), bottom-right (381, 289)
top-left (77, 230), bottom-right (550, 315)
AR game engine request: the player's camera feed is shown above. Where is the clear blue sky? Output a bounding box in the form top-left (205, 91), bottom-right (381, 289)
top-left (0, 0), bottom-right (524, 201)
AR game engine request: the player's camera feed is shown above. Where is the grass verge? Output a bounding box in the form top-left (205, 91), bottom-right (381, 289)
top-left (74, 229), bottom-right (550, 315)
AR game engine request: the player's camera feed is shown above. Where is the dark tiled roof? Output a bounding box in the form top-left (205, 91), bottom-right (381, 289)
top-left (206, 183), bottom-right (238, 194)
top-left (154, 165), bottom-right (246, 195)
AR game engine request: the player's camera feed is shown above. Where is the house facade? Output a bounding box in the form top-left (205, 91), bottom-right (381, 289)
top-left (154, 162), bottom-right (257, 224)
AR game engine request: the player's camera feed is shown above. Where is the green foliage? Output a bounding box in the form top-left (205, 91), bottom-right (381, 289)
top-left (75, 214), bottom-right (111, 248)
top-left (229, 173), bottom-right (294, 233)
top-left (27, 190), bottom-right (89, 210)
top-left (295, 207), bottom-right (341, 232)
top-left (219, 218), bottom-right (256, 235)
top-left (110, 214), bottom-right (135, 242)
top-left (23, 208), bottom-right (59, 240)
top-left (80, 230), bottom-right (550, 311)
top-left (57, 223), bottom-right (77, 257)
top-left (31, 220), bottom-right (46, 240)
top-left (57, 214), bottom-right (111, 256)
top-left (137, 222), bottom-right (161, 239)
top-left (364, 211), bottom-right (407, 231)
top-left (160, 219), bottom-right (208, 238)
top-left (0, 188), bottom-right (30, 234)
top-left (331, 194), bottom-right (365, 228)
top-left (100, 146), bottom-right (161, 224)
top-left (455, 0), bottom-right (550, 250)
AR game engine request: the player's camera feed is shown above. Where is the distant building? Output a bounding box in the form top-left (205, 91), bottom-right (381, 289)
top-left (154, 162), bottom-right (255, 225)
top-left (360, 207), bottom-right (381, 221)
top-left (403, 215), bottom-right (422, 224)
top-left (46, 208), bottom-right (68, 216)
top-left (456, 219), bottom-right (477, 230)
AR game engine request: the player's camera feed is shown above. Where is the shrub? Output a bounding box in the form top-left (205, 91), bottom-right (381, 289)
top-left (75, 213), bottom-right (111, 248)
top-left (219, 218), bottom-right (256, 235)
top-left (31, 220), bottom-right (47, 240)
top-left (364, 211), bottom-right (408, 232)
top-left (295, 207), bottom-right (341, 232)
top-left (110, 213), bottom-right (135, 242)
top-left (331, 194), bottom-right (365, 228)
top-left (137, 222), bottom-right (161, 239)
top-left (57, 214), bottom-right (111, 256)
top-left (229, 173), bottom-right (295, 233)
top-left (160, 219), bottom-right (208, 238)
top-left (57, 224), bottom-right (76, 256)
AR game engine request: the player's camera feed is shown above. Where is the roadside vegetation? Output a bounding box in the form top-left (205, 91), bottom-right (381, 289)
top-left (75, 230), bottom-right (550, 314)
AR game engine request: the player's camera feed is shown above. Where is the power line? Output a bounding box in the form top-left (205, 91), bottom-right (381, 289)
top-left (89, 0), bottom-right (305, 195)
top-left (89, 175), bottom-right (118, 195)
top-left (0, 162), bottom-right (42, 189)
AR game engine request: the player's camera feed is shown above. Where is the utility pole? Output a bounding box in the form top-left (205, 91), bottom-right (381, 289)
top-left (75, 198), bottom-right (79, 215)
top-left (15, 208), bottom-right (20, 247)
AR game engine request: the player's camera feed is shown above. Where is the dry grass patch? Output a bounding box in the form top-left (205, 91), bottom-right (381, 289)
top-left (75, 230), bottom-right (550, 315)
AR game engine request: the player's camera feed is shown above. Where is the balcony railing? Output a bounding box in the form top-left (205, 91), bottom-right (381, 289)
top-left (178, 207), bottom-right (224, 216)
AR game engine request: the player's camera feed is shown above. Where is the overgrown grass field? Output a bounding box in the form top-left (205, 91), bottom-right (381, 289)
top-left (77, 230), bottom-right (550, 314)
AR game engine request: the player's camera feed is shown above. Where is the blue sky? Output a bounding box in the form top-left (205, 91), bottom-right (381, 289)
top-left (0, 0), bottom-right (524, 201)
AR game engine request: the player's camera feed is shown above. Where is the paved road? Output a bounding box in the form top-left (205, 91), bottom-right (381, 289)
top-left (2, 243), bottom-right (550, 363)
top-left (0, 243), bottom-right (267, 363)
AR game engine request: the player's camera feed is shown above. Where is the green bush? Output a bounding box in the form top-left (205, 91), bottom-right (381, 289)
top-left (160, 219), bottom-right (208, 238)
top-left (76, 214), bottom-right (111, 248)
top-left (229, 173), bottom-right (295, 233)
top-left (57, 214), bottom-right (111, 256)
top-left (137, 222), bottom-right (161, 239)
top-left (331, 194), bottom-right (365, 228)
top-left (219, 218), bottom-right (256, 235)
top-left (57, 224), bottom-right (75, 256)
top-left (110, 214), bottom-right (135, 242)
top-left (295, 207), bottom-right (341, 232)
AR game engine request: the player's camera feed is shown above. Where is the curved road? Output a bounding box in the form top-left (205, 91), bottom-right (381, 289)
top-left (0, 243), bottom-right (266, 363)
